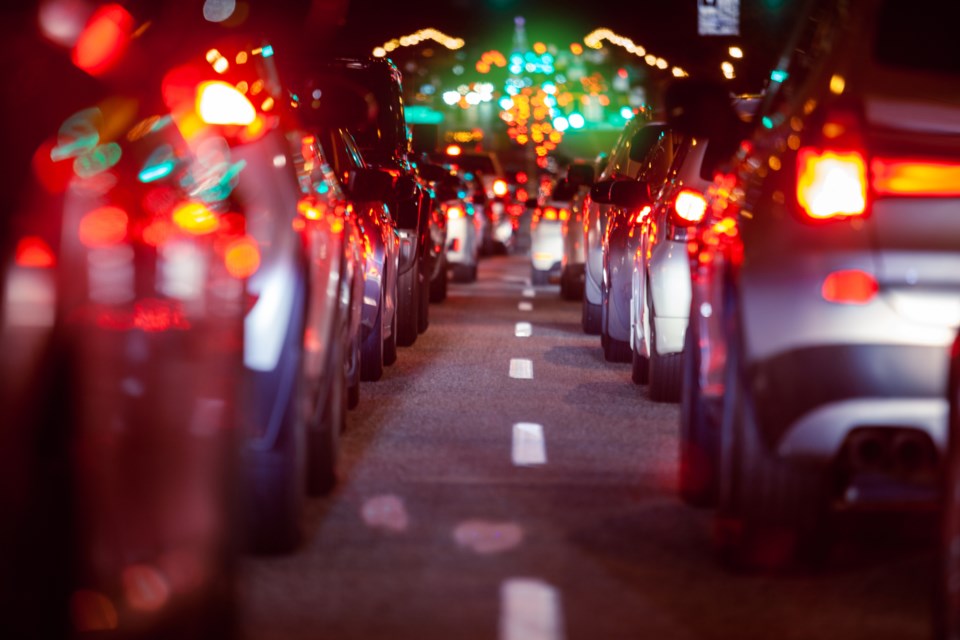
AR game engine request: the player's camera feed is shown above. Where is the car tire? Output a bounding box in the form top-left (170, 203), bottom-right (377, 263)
top-left (245, 366), bottom-right (306, 555)
top-left (714, 303), bottom-right (827, 572)
top-left (418, 264), bottom-right (430, 334)
top-left (937, 351), bottom-right (960, 640)
top-left (603, 335), bottom-right (631, 363)
top-left (631, 343), bottom-right (649, 384)
top-left (383, 303), bottom-right (398, 366)
top-left (451, 264), bottom-right (473, 283)
top-left (678, 323), bottom-right (717, 507)
top-left (347, 330), bottom-right (360, 409)
top-left (307, 331), bottom-right (344, 496)
top-left (396, 262), bottom-right (419, 347)
top-left (648, 312), bottom-right (682, 402)
top-left (430, 255), bottom-right (448, 302)
top-left (532, 268), bottom-right (549, 286)
top-left (360, 290), bottom-right (384, 382)
top-left (582, 298), bottom-right (601, 335)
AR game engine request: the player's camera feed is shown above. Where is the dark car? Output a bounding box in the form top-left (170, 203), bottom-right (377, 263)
top-left (300, 57), bottom-right (435, 347)
top-left (670, 0), bottom-right (960, 569)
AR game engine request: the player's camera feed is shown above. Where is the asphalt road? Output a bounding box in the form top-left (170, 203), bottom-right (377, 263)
top-left (239, 255), bottom-right (936, 640)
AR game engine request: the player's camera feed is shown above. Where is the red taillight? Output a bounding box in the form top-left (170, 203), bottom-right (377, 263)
top-left (822, 270), bottom-right (877, 305)
top-left (493, 179), bottom-right (508, 197)
top-left (796, 147), bottom-right (867, 220)
top-left (558, 208), bottom-right (570, 221)
top-left (298, 199), bottom-right (326, 221)
top-left (79, 206), bottom-right (128, 247)
top-left (872, 158), bottom-right (960, 197)
top-left (71, 4), bottom-right (133, 76)
top-left (542, 207), bottom-right (558, 221)
top-left (15, 237), bottom-right (56, 268)
top-left (446, 205), bottom-right (465, 220)
top-left (673, 189), bottom-right (707, 225)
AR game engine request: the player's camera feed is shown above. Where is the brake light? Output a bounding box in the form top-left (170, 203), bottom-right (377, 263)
top-left (298, 199), bottom-right (326, 220)
top-left (172, 202), bottom-right (219, 235)
top-left (796, 148), bottom-right (867, 220)
top-left (872, 158), bottom-right (960, 197)
top-left (542, 207), bottom-right (558, 221)
top-left (79, 206), bottom-right (128, 247)
top-left (445, 144), bottom-right (462, 156)
top-left (224, 236), bottom-right (260, 278)
top-left (71, 4), bottom-right (133, 76)
top-left (196, 81), bottom-right (256, 126)
top-left (559, 208), bottom-right (570, 221)
top-left (15, 237), bottom-right (56, 268)
top-left (673, 189), bottom-right (707, 225)
top-left (822, 270), bottom-right (877, 304)
top-left (446, 205), bottom-right (465, 219)
top-left (493, 179), bottom-right (508, 197)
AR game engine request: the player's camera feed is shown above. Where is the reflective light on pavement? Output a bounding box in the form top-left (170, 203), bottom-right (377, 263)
top-left (522, 287), bottom-right (536, 298)
top-left (509, 358), bottom-right (533, 379)
top-left (500, 578), bottom-right (565, 640)
top-left (518, 301), bottom-right (533, 312)
top-left (515, 322), bottom-right (532, 337)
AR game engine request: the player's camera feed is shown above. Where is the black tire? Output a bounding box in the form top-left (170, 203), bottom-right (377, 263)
top-left (678, 323), bottom-right (717, 507)
top-left (631, 342), bottom-right (649, 384)
top-left (430, 255), bottom-right (448, 302)
top-left (383, 303), bottom-right (398, 366)
top-left (245, 367), bottom-right (307, 555)
top-left (360, 291), bottom-right (384, 382)
top-left (469, 264), bottom-right (478, 282)
top-left (532, 268), bottom-right (549, 286)
top-left (559, 267), bottom-right (570, 299)
top-left (648, 307), bottom-right (683, 402)
top-left (937, 352), bottom-right (960, 640)
top-left (582, 298), bottom-right (601, 335)
top-left (714, 304), bottom-right (827, 572)
top-left (603, 335), bottom-right (631, 363)
top-left (307, 335), bottom-right (344, 496)
top-left (347, 331), bottom-right (360, 409)
top-left (395, 263), bottom-right (419, 347)
top-left (418, 264), bottom-right (430, 334)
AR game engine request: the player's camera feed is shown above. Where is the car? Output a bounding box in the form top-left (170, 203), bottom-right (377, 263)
top-left (433, 146), bottom-right (512, 254)
top-left (559, 160), bottom-right (598, 301)
top-left (312, 126), bottom-right (401, 383)
top-left (939, 329), bottom-right (960, 639)
top-left (530, 176), bottom-right (578, 285)
top-left (628, 97), bottom-right (761, 400)
top-left (581, 116), bottom-right (663, 338)
top-left (307, 57), bottom-right (433, 347)
top-left (420, 163), bottom-right (480, 283)
top-left (668, 0), bottom-right (960, 568)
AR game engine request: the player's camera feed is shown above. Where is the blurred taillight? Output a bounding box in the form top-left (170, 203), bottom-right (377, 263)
top-left (673, 189), bottom-right (708, 225)
top-left (796, 148), bottom-right (867, 220)
top-left (446, 205), bottom-right (465, 220)
top-left (79, 206), bottom-right (128, 247)
top-left (493, 179), bottom-right (508, 197)
top-left (542, 207), bottom-right (558, 221)
top-left (196, 81), bottom-right (256, 126)
top-left (633, 205), bottom-right (652, 225)
top-left (15, 237), bottom-right (56, 268)
top-left (872, 158), bottom-right (960, 197)
top-left (71, 4), bottom-right (133, 76)
top-left (822, 269), bottom-right (877, 305)
top-left (173, 202), bottom-right (219, 235)
top-left (298, 199), bottom-right (326, 220)
top-left (558, 208), bottom-right (570, 221)
top-left (224, 236), bottom-right (260, 279)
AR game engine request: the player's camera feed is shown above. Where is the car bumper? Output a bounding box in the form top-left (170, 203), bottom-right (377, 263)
top-left (531, 222), bottom-right (563, 271)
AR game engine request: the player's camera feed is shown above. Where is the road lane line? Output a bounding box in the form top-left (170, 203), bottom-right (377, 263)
top-left (500, 578), bottom-right (565, 640)
top-left (518, 301), bottom-right (533, 312)
top-left (512, 423), bottom-right (546, 466)
top-left (509, 359), bottom-right (533, 379)
top-left (515, 322), bottom-right (532, 338)
top-left (522, 287), bottom-right (536, 298)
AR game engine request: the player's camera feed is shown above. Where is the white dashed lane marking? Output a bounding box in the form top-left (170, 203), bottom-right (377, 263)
top-left (499, 578), bottom-right (565, 640)
top-left (512, 423), bottom-right (546, 466)
top-left (509, 359), bottom-right (533, 379)
top-left (515, 322), bottom-right (532, 338)
top-left (522, 287), bottom-right (536, 298)
top-left (518, 302), bottom-right (533, 312)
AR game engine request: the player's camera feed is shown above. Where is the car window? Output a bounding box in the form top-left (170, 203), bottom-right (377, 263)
top-left (635, 128), bottom-right (675, 187)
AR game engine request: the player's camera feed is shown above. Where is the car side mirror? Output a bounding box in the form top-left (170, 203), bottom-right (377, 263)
top-left (393, 175), bottom-right (418, 201)
top-left (590, 179), bottom-right (617, 204)
top-left (347, 168), bottom-right (394, 201)
top-left (608, 181), bottom-right (650, 209)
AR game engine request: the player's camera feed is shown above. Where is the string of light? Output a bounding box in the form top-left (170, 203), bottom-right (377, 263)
top-left (372, 28), bottom-right (465, 58)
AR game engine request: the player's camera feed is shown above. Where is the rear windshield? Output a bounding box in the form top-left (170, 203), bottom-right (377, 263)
top-left (875, 3), bottom-right (960, 75)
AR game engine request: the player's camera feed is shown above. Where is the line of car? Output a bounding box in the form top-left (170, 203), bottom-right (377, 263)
top-left (551, 0), bottom-right (960, 634)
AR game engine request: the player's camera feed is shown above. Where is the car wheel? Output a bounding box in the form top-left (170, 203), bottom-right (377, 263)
top-left (383, 303), bottom-right (398, 366)
top-left (631, 343), bottom-right (649, 384)
top-left (430, 255), bottom-right (448, 302)
top-left (417, 264), bottom-right (429, 334)
top-left (714, 304), bottom-right (827, 572)
top-left (347, 326), bottom-right (360, 409)
top-left (582, 297), bottom-right (601, 335)
top-left (531, 268), bottom-right (549, 286)
top-left (307, 333), bottom-right (344, 496)
top-left (245, 366), bottom-right (307, 555)
top-left (937, 354), bottom-right (960, 639)
top-left (396, 262), bottom-right (419, 347)
top-left (360, 290), bottom-right (384, 382)
top-left (559, 267), bottom-right (570, 298)
top-left (648, 309), bottom-right (682, 402)
top-left (678, 323), bottom-right (718, 506)
top-left (450, 264), bottom-right (472, 283)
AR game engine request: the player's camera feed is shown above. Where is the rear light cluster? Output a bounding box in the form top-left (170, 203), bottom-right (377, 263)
top-left (795, 108), bottom-right (960, 222)
top-left (445, 204), bottom-right (466, 220)
top-left (672, 189), bottom-right (707, 225)
top-left (492, 179), bottom-right (509, 197)
top-left (535, 206), bottom-right (569, 223)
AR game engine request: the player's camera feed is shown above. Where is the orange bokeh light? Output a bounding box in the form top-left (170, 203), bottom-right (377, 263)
top-left (71, 4), bottom-right (133, 76)
top-left (78, 206), bottom-right (128, 247)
